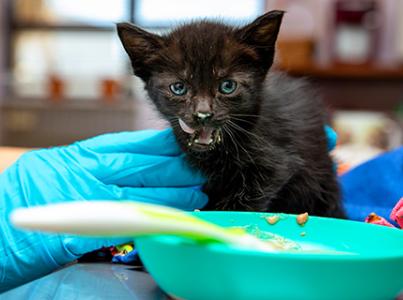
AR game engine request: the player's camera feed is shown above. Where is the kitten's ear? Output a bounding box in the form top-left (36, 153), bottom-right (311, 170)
top-left (237, 10), bottom-right (284, 71)
top-left (117, 22), bottom-right (164, 80)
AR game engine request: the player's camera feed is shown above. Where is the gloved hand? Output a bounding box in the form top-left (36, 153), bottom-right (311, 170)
top-left (0, 129), bottom-right (207, 292)
top-left (1, 126), bottom-right (337, 292)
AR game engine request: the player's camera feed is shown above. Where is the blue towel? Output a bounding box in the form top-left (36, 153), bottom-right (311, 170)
top-left (340, 146), bottom-right (403, 223)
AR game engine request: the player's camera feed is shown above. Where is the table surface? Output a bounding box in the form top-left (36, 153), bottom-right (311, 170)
top-left (0, 147), bottom-right (28, 172)
top-left (3, 262), bottom-right (403, 300)
top-left (2, 263), bottom-right (169, 300)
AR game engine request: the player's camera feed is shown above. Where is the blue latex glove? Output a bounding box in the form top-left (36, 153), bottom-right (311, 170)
top-left (325, 125), bottom-right (337, 151)
top-left (0, 129), bottom-right (207, 292)
top-left (1, 126), bottom-right (337, 292)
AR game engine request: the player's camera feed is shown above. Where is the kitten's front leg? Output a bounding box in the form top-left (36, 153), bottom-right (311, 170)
top-left (204, 186), bottom-right (270, 212)
top-left (202, 167), bottom-right (290, 212)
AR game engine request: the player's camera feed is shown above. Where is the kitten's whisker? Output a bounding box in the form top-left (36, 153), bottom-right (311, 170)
top-left (221, 125), bottom-right (242, 164)
top-left (226, 120), bottom-right (267, 144)
top-left (224, 129), bottom-right (242, 164)
top-left (229, 113), bottom-right (275, 124)
top-left (229, 116), bottom-right (259, 127)
top-left (229, 113), bottom-right (261, 118)
top-left (229, 113), bottom-right (259, 117)
top-left (226, 121), bottom-right (279, 170)
top-left (230, 125), bottom-right (267, 145)
top-left (228, 115), bottom-right (274, 127)
top-left (225, 122), bottom-right (275, 186)
top-left (223, 123), bottom-right (260, 169)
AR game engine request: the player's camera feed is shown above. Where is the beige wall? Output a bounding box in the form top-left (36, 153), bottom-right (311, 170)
top-left (397, 0), bottom-right (403, 61)
top-left (0, 0), bottom-right (6, 145)
top-left (0, 0), bottom-right (6, 98)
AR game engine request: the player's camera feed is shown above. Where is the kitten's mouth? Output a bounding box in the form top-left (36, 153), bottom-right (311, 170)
top-left (179, 118), bottom-right (221, 151)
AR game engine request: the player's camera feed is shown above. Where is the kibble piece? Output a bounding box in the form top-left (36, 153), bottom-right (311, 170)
top-left (300, 231), bottom-right (306, 237)
top-left (265, 215), bottom-right (280, 225)
top-left (296, 212), bottom-right (309, 226)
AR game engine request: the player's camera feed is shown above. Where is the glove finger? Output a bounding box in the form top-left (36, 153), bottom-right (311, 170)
top-left (94, 153), bottom-right (205, 187)
top-left (325, 125), bottom-right (337, 151)
top-left (117, 186), bottom-right (208, 211)
top-left (63, 236), bottom-right (132, 257)
top-left (78, 128), bottom-right (181, 156)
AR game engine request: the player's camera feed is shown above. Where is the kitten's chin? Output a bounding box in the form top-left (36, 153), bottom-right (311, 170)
top-left (177, 118), bottom-right (222, 153)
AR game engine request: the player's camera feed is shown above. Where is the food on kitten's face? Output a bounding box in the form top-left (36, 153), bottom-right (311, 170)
top-left (178, 118), bottom-right (222, 150)
top-left (117, 12), bottom-right (284, 153)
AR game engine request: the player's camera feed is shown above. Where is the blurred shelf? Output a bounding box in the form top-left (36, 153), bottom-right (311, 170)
top-left (279, 63), bottom-right (403, 80)
top-left (275, 62), bottom-right (403, 112)
top-left (0, 97), bottom-right (138, 147)
top-left (1, 97), bottom-right (135, 111)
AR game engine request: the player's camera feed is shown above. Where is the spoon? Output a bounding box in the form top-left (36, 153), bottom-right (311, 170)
top-left (10, 201), bottom-right (294, 252)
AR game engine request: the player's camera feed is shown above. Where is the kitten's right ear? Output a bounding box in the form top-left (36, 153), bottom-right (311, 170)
top-left (117, 23), bottom-right (164, 80)
top-left (236, 10), bottom-right (284, 72)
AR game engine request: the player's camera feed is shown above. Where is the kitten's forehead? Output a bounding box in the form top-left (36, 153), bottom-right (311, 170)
top-left (168, 21), bottom-right (234, 53)
top-left (162, 21), bottom-right (256, 80)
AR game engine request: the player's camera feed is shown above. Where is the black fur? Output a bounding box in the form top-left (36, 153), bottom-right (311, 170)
top-left (117, 11), bottom-right (346, 218)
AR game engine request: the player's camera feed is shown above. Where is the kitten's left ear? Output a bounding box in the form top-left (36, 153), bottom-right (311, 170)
top-left (237, 10), bottom-right (284, 71)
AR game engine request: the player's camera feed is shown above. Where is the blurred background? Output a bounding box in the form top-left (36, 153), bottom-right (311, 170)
top-left (0, 0), bottom-right (402, 173)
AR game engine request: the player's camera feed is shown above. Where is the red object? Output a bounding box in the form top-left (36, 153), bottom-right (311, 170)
top-left (48, 74), bottom-right (64, 102)
top-left (365, 212), bottom-right (394, 227)
top-left (101, 79), bottom-right (120, 103)
top-left (365, 197), bottom-right (403, 229)
top-left (390, 197), bottom-right (403, 228)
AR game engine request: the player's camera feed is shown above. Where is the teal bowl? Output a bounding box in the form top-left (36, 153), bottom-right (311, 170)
top-left (135, 212), bottom-right (403, 300)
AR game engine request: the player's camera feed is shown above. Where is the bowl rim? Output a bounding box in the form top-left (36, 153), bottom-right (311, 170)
top-left (136, 211), bottom-right (403, 261)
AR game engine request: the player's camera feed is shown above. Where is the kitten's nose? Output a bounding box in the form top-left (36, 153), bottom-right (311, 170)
top-left (194, 111), bottom-right (214, 124)
top-left (193, 99), bottom-right (214, 124)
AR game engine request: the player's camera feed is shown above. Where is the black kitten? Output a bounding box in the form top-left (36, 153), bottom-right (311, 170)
top-left (117, 11), bottom-right (345, 218)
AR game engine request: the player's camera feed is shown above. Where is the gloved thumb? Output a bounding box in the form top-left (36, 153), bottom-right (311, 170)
top-left (117, 186), bottom-right (209, 211)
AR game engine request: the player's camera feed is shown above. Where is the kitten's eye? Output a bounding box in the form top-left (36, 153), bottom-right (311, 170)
top-left (219, 79), bottom-right (237, 95)
top-left (169, 82), bottom-right (187, 96)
